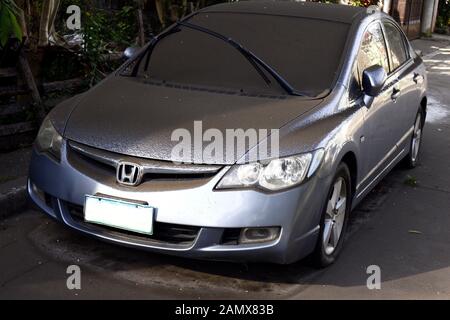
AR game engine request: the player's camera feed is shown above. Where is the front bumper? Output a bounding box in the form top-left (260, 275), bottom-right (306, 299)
top-left (28, 141), bottom-right (330, 264)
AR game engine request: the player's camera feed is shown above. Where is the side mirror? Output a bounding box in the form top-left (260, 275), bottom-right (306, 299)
top-left (123, 46), bottom-right (140, 59)
top-left (415, 49), bottom-right (423, 57)
top-left (362, 65), bottom-right (387, 97)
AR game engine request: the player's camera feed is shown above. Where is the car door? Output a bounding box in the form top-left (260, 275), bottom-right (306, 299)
top-left (381, 20), bottom-right (420, 148)
top-left (356, 21), bottom-right (399, 192)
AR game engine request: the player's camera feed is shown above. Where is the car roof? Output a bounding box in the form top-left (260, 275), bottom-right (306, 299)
top-left (200, 1), bottom-right (367, 24)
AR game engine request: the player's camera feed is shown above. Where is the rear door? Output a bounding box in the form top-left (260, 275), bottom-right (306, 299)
top-left (381, 20), bottom-right (420, 148)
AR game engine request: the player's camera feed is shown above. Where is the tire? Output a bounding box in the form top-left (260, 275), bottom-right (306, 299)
top-left (404, 109), bottom-right (425, 169)
top-left (313, 163), bottom-right (352, 268)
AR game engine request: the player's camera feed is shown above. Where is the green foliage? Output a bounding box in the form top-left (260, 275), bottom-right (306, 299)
top-left (40, 48), bottom-right (85, 82)
top-left (112, 5), bottom-right (138, 47)
top-left (349, 0), bottom-right (377, 7)
top-left (436, 0), bottom-right (450, 34)
top-left (311, 0), bottom-right (378, 7)
top-left (404, 175), bottom-right (418, 187)
top-left (151, 0), bottom-right (220, 32)
top-left (82, 4), bottom-right (138, 85)
top-left (0, 0), bottom-right (22, 47)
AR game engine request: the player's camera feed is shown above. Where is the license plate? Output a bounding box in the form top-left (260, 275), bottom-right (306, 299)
top-left (84, 195), bottom-right (154, 235)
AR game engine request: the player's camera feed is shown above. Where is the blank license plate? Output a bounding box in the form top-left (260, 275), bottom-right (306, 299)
top-left (84, 195), bottom-right (154, 235)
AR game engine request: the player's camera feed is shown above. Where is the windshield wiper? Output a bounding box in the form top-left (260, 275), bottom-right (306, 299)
top-left (131, 24), bottom-right (182, 76)
top-left (178, 22), bottom-right (303, 96)
top-left (131, 20), bottom-right (304, 96)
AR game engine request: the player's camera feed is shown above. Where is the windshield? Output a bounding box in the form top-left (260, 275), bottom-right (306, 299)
top-left (133, 13), bottom-right (350, 97)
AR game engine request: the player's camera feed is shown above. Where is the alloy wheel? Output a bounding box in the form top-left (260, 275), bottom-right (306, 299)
top-left (322, 177), bottom-right (347, 255)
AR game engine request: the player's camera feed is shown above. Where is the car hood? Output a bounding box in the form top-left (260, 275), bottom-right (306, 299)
top-left (63, 76), bottom-right (323, 164)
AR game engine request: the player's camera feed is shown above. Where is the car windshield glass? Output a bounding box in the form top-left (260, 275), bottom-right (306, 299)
top-left (134, 13), bottom-right (350, 97)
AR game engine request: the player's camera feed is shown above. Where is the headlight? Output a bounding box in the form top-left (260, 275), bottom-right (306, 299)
top-left (216, 149), bottom-right (324, 191)
top-left (36, 117), bottom-right (63, 160)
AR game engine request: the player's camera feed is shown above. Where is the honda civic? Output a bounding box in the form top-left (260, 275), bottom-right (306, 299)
top-left (28, 1), bottom-right (427, 266)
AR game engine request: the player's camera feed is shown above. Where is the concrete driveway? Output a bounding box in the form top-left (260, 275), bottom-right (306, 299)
top-left (1, 38), bottom-right (449, 300)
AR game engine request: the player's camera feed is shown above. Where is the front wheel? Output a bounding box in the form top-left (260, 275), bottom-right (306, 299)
top-left (404, 110), bottom-right (424, 169)
top-left (313, 163), bottom-right (352, 268)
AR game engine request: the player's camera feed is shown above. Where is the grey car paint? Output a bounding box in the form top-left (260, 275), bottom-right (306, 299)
top-left (62, 78), bottom-right (322, 164)
top-left (28, 2), bottom-right (427, 264)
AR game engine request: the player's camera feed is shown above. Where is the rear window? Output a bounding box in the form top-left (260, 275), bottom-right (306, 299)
top-left (137, 13), bottom-right (350, 97)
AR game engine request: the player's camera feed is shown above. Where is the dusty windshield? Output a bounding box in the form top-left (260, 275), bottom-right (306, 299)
top-left (133, 13), bottom-right (350, 97)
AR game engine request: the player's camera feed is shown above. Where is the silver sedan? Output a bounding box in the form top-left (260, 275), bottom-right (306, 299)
top-left (28, 2), bottom-right (427, 266)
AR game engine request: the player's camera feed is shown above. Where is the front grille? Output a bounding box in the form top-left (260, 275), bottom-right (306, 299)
top-left (67, 141), bottom-right (222, 183)
top-left (66, 202), bottom-right (200, 245)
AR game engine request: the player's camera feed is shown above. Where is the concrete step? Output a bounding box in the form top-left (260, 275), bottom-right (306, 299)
top-left (0, 67), bottom-right (17, 78)
top-left (0, 85), bottom-right (30, 97)
top-left (0, 103), bottom-right (26, 117)
top-left (0, 121), bottom-right (35, 136)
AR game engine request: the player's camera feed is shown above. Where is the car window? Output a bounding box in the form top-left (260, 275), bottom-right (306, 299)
top-left (139, 27), bottom-right (283, 95)
top-left (136, 13), bottom-right (351, 97)
top-left (383, 22), bottom-right (408, 71)
top-left (357, 23), bottom-right (389, 81)
top-left (189, 13), bottom-right (350, 97)
top-left (348, 63), bottom-right (362, 102)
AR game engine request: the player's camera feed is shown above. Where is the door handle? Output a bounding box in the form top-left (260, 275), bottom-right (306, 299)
top-left (391, 87), bottom-right (401, 102)
top-left (413, 73), bottom-right (422, 84)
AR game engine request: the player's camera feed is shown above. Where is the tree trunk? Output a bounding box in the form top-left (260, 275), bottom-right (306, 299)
top-left (137, 2), bottom-right (146, 46)
top-left (17, 49), bottom-right (46, 121)
top-left (155, 0), bottom-right (166, 28)
top-left (14, 0), bottom-right (28, 40)
top-left (38, 0), bottom-right (61, 47)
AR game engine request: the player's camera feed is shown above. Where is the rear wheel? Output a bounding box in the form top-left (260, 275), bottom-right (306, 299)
top-left (404, 110), bottom-right (424, 169)
top-left (313, 163), bottom-right (352, 268)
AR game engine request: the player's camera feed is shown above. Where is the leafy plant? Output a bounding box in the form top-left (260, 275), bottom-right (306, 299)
top-left (112, 5), bottom-right (138, 47)
top-left (349, 0), bottom-right (378, 7)
top-left (311, 0), bottom-right (379, 7)
top-left (435, 0), bottom-right (450, 34)
top-left (0, 0), bottom-right (22, 47)
top-left (404, 175), bottom-right (418, 187)
top-left (81, 3), bottom-right (138, 85)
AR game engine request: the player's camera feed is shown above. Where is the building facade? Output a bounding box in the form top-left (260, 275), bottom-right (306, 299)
top-left (386, 0), bottom-right (440, 39)
top-left (303, 0), bottom-right (441, 39)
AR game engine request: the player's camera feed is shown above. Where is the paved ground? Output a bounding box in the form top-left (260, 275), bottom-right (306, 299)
top-left (0, 37), bottom-right (449, 300)
top-left (0, 147), bottom-right (32, 218)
